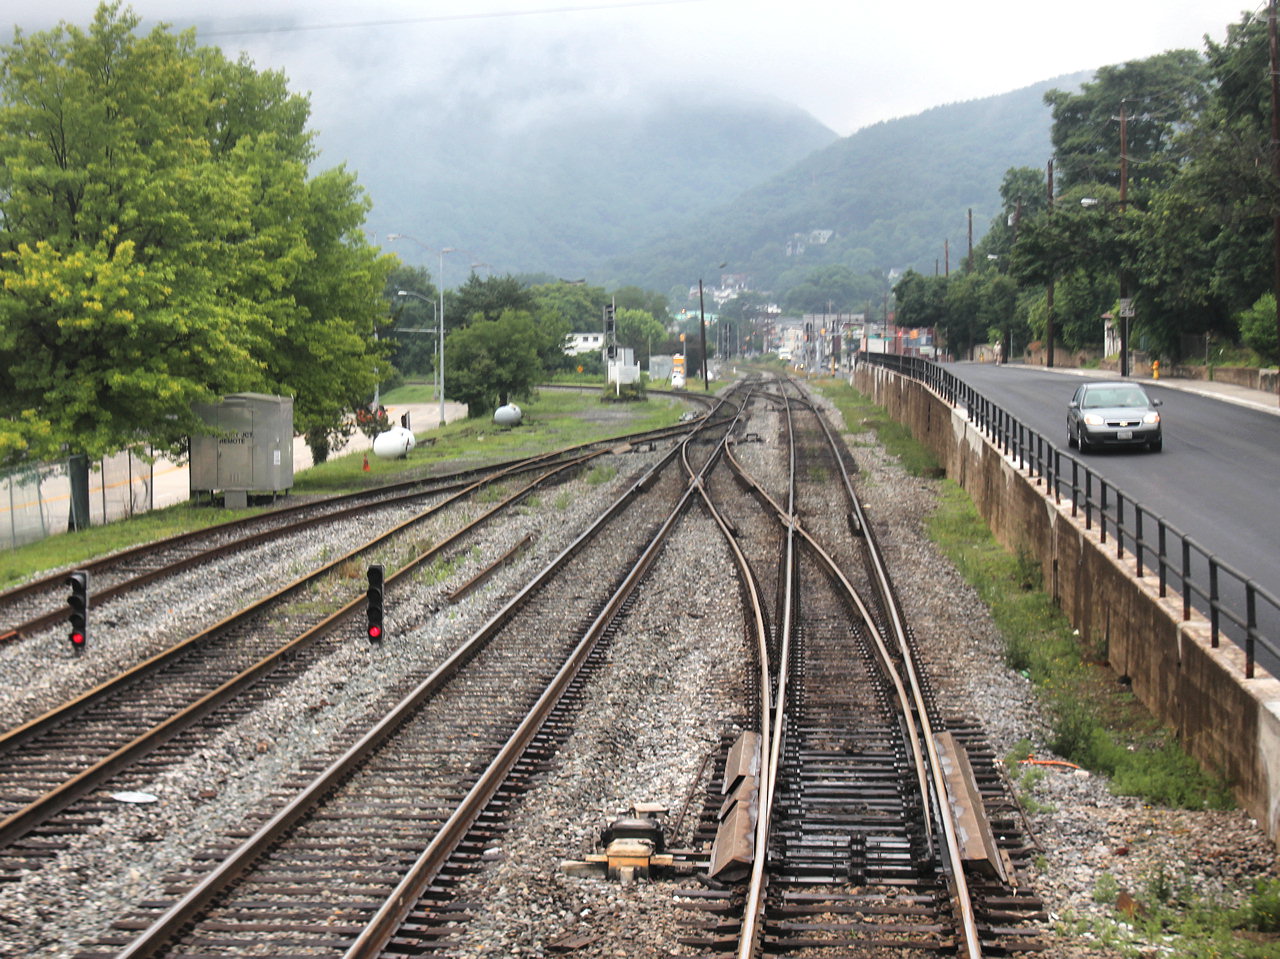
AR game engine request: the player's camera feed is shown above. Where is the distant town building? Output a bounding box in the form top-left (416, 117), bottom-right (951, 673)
top-left (786, 229), bottom-right (835, 256)
top-left (565, 332), bottom-right (605, 355)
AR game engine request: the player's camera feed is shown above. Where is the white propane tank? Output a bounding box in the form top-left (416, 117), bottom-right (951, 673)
top-left (372, 425), bottom-right (416, 459)
top-left (493, 404), bottom-right (523, 426)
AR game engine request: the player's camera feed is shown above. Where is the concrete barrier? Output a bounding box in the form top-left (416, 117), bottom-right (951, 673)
top-left (853, 363), bottom-right (1280, 847)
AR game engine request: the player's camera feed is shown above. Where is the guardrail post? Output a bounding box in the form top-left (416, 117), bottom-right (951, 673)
top-left (1115, 492), bottom-right (1124, 559)
top-left (1157, 523), bottom-right (1166, 598)
top-left (1247, 589), bottom-right (1257, 679)
top-left (1134, 509), bottom-right (1143, 578)
top-left (1209, 562), bottom-right (1220, 647)
top-left (1182, 539), bottom-right (1192, 621)
top-left (1100, 483), bottom-right (1108, 544)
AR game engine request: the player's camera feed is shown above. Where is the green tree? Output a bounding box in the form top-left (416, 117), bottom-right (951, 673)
top-left (782, 264), bottom-right (880, 313)
top-left (893, 270), bottom-right (948, 331)
top-left (385, 263), bottom-right (439, 376)
top-left (530, 280), bottom-right (608, 331)
top-left (448, 273), bottom-right (534, 326)
top-left (614, 307), bottom-right (666, 363)
top-left (0, 3), bottom-right (390, 469)
top-left (1045, 50), bottom-right (1208, 194)
top-left (1131, 11), bottom-right (1278, 356)
top-left (1238, 294), bottom-right (1279, 364)
top-left (613, 285), bottom-right (670, 325)
top-left (446, 310), bottom-right (542, 417)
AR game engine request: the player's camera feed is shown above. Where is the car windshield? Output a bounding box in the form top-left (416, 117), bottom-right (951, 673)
top-left (1083, 387), bottom-right (1148, 409)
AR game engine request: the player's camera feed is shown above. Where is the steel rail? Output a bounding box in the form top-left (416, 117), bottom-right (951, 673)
top-left (804, 383), bottom-right (985, 958)
top-left (0, 423), bottom-right (694, 644)
top-left (726, 378), bottom-right (982, 959)
top-left (345, 395), bottom-right (745, 958)
top-left (109, 413), bottom-right (721, 959)
top-left (0, 451), bottom-right (606, 851)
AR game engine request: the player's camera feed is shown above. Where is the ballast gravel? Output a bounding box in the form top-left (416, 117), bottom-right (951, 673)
top-left (0, 385), bottom-right (1275, 959)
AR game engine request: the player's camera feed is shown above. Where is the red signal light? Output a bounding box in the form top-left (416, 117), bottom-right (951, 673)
top-left (366, 564), bottom-right (385, 643)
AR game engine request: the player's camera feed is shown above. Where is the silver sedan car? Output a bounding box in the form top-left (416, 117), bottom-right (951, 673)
top-left (1067, 381), bottom-right (1163, 453)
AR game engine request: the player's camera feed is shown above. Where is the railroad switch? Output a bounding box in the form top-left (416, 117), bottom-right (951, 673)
top-left (709, 731), bottom-right (760, 881)
top-left (561, 803), bottom-right (690, 884)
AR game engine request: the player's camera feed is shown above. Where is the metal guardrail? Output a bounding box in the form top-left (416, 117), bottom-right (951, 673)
top-left (861, 352), bottom-right (1279, 679)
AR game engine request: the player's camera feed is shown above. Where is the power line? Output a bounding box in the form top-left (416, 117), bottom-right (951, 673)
top-left (201, 0), bottom-right (705, 38)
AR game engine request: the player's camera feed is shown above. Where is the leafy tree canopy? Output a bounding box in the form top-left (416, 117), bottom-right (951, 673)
top-left (0, 2), bottom-right (392, 462)
top-left (1045, 50), bottom-right (1208, 194)
top-left (614, 307), bottom-right (666, 361)
top-left (781, 264), bottom-right (884, 314)
top-left (448, 273), bottom-right (534, 327)
top-left (385, 263), bottom-right (438, 377)
top-left (529, 280), bottom-right (609, 331)
top-left (445, 309), bottom-right (542, 417)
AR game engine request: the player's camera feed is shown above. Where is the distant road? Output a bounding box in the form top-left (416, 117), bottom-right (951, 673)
top-left (945, 362), bottom-right (1280, 671)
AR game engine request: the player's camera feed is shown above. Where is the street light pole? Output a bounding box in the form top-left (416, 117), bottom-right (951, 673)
top-left (394, 289), bottom-right (440, 417)
top-left (438, 247), bottom-right (454, 428)
top-left (387, 234), bottom-right (454, 428)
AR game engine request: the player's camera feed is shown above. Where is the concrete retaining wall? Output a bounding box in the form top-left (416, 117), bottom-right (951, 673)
top-left (853, 363), bottom-right (1280, 846)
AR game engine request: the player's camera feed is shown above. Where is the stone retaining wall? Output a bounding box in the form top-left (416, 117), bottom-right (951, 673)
top-left (853, 363), bottom-right (1280, 847)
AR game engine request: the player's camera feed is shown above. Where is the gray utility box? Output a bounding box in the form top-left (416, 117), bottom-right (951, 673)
top-left (191, 393), bottom-right (294, 508)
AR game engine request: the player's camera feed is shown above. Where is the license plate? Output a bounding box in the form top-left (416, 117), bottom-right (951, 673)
top-left (1117, 430), bottom-right (1133, 440)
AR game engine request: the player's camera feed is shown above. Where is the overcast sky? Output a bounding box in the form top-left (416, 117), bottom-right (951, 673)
top-left (6, 0), bottom-right (1265, 138)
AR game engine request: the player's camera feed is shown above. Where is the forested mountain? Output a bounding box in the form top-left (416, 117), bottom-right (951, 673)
top-left (325, 93), bottom-right (838, 278)
top-left (608, 73), bottom-right (1090, 298)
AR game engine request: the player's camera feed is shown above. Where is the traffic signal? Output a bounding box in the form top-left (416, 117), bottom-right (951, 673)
top-left (366, 564), bottom-right (385, 642)
top-left (66, 570), bottom-right (89, 653)
top-left (604, 303), bottom-right (616, 335)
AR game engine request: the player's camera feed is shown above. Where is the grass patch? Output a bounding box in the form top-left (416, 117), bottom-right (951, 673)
top-left (1063, 877), bottom-right (1280, 957)
top-left (928, 482), bottom-right (1231, 810)
top-left (807, 378), bottom-right (1231, 811)
top-left (0, 502), bottom-right (267, 589)
top-left (812, 377), bottom-right (942, 477)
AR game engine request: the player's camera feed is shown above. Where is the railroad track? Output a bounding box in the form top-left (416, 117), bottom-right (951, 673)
top-left (703, 378), bottom-right (1044, 957)
top-left (0, 421), bottom-right (702, 646)
top-left (0, 447), bottom-right (622, 876)
top-left (0, 379), bottom-right (1049, 958)
top-left (69, 397), bottom-right (741, 959)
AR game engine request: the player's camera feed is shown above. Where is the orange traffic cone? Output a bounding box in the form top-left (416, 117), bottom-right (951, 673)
top-left (362, 453), bottom-right (370, 472)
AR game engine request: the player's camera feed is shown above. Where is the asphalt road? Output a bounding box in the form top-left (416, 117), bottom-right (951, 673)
top-left (943, 362), bottom-right (1280, 673)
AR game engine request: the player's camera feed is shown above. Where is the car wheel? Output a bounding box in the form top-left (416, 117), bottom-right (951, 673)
top-left (1067, 423), bottom-right (1077, 449)
top-left (1077, 429), bottom-right (1091, 454)
top-left (1148, 435), bottom-right (1162, 452)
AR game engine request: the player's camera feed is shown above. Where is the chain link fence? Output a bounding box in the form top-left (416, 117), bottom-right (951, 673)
top-left (1, 449), bottom-right (155, 551)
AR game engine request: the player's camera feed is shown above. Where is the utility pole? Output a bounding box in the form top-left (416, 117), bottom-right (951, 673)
top-left (1271, 0), bottom-right (1280, 401)
top-left (966, 208), bottom-right (974, 272)
top-left (698, 279), bottom-right (710, 391)
top-left (1118, 100), bottom-right (1131, 377)
top-left (1045, 159), bottom-right (1055, 369)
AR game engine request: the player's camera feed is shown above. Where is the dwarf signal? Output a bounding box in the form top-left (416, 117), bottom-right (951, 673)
top-left (67, 570), bottom-right (89, 653)
top-left (366, 564), bottom-right (385, 642)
